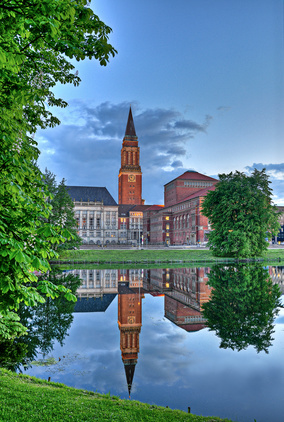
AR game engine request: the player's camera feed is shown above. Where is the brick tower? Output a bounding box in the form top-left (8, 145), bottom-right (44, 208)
top-left (117, 285), bottom-right (143, 397)
top-left (118, 108), bottom-right (142, 205)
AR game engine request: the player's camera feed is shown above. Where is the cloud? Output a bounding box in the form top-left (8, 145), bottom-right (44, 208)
top-left (217, 106), bottom-right (231, 111)
top-left (37, 101), bottom-right (213, 204)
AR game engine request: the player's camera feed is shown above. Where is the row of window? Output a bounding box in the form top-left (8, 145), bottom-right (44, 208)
top-left (184, 181), bottom-right (213, 188)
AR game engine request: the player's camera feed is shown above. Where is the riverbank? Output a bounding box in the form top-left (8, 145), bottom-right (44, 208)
top-left (54, 247), bottom-right (284, 265)
top-left (0, 369), bottom-right (233, 422)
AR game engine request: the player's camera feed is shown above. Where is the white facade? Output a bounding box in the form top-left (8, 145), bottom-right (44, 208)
top-left (74, 200), bottom-right (118, 245)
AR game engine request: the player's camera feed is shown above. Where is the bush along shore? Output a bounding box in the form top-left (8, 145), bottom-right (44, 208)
top-left (0, 369), bottom-right (234, 422)
top-left (52, 248), bottom-right (284, 266)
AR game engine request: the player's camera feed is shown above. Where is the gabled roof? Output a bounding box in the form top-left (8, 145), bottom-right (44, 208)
top-left (125, 107), bottom-right (137, 137)
top-left (165, 170), bottom-right (218, 186)
top-left (67, 186), bottom-right (117, 206)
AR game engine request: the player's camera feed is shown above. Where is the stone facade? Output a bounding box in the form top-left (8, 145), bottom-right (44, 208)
top-left (67, 186), bottom-right (119, 245)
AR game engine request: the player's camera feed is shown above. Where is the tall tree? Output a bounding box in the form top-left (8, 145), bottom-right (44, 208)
top-left (0, 0), bottom-right (116, 338)
top-left (44, 169), bottom-right (81, 250)
top-left (202, 169), bottom-right (280, 257)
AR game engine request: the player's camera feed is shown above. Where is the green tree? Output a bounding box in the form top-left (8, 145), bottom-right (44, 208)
top-left (202, 263), bottom-right (281, 353)
top-left (0, 0), bottom-right (116, 338)
top-left (0, 270), bottom-right (81, 371)
top-left (17, 270), bottom-right (81, 363)
top-left (44, 169), bottom-right (81, 250)
top-left (202, 169), bottom-right (280, 257)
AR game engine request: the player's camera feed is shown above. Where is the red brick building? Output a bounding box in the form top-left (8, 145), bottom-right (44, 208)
top-left (144, 171), bottom-right (218, 246)
top-left (164, 170), bottom-right (217, 207)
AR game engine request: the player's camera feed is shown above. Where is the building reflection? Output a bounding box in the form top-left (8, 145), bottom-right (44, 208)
top-left (270, 266), bottom-right (284, 294)
top-left (70, 267), bottom-right (213, 395)
top-left (69, 265), bottom-right (283, 396)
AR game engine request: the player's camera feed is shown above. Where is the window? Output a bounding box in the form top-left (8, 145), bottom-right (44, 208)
top-left (89, 212), bottom-right (94, 230)
top-left (75, 212), bottom-right (80, 227)
top-left (111, 212), bottom-right (116, 226)
top-left (82, 212), bottom-right (87, 229)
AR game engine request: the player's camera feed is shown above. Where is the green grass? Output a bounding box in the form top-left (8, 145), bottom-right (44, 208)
top-left (54, 248), bottom-right (284, 266)
top-left (0, 369), bottom-right (233, 422)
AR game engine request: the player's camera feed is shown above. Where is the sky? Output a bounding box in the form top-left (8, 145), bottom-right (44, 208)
top-left (37, 0), bottom-right (284, 205)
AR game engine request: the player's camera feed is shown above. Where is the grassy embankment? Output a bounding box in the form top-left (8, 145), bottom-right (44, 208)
top-left (55, 248), bottom-right (284, 268)
top-left (0, 369), bottom-right (233, 422)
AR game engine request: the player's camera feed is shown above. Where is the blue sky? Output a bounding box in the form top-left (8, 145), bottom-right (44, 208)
top-left (37, 0), bottom-right (284, 205)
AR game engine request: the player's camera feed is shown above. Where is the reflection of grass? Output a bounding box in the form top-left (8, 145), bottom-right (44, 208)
top-left (54, 248), bottom-right (284, 265)
top-left (0, 368), bottom-right (234, 422)
top-left (31, 357), bottom-right (59, 366)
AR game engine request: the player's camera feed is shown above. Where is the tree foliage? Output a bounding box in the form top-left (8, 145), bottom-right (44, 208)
top-left (44, 169), bottom-right (82, 250)
top-left (0, 270), bottom-right (81, 371)
top-left (0, 0), bottom-right (116, 338)
top-left (202, 169), bottom-right (280, 257)
top-left (202, 263), bottom-right (281, 353)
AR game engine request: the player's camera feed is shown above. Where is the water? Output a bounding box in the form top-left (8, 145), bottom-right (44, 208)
top-left (13, 265), bottom-right (284, 422)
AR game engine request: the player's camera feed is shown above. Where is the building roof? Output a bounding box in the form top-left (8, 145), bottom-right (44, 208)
top-left (176, 185), bottom-right (216, 204)
top-left (118, 204), bottom-right (154, 217)
top-left (130, 205), bottom-right (152, 212)
top-left (118, 204), bottom-right (136, 217)
top-left (74, 294), bottom-right (117, 313)
top-left (165, 170), bottom-right (218, 186)
top-left (66, 186), bottom-right (117, 206)
top-left (125, 107), bottom-right (137, 137)
top-left (143, 205), bottom-right (164, 211)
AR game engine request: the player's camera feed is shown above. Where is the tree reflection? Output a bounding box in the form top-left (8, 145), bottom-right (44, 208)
top-left (0, 270), bottom-right (81, 370)
top-left (202, 263), bottom-right (281, 353)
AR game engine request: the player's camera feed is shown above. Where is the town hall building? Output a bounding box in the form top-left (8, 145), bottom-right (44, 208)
top-left (68, 108), bottom-right (218, 246)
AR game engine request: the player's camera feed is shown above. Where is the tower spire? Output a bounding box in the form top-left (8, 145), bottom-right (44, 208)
top-left (124, 360), bottom-right (137, 398)
top-left (118, 108), bottom-right (142, 205)
top-left (125, 107), bottom-right (136, 137)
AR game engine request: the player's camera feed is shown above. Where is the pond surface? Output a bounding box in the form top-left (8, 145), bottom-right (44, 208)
top-left (18, 265), bottom-right (284, 422)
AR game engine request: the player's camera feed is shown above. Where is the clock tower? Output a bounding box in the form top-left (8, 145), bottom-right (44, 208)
top-left (118, 107), bottom-right (142, 205)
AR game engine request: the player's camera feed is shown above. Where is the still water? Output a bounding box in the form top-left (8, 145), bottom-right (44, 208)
top-left (17, 265), bottom-right (284, 422)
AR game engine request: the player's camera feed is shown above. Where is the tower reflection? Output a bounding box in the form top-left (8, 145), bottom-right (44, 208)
top-left (117, 270), bottom-right (144, 397)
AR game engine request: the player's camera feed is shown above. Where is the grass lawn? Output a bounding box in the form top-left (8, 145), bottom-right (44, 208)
top-left (0, 369), bottom-right (234, 422)
top-left (55, 247), bottom-right (284, 265)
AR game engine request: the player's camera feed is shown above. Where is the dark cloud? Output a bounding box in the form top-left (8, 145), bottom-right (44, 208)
top-left (171, 160), bottom-right (184, 169)
top-left (173, 114), bottom-right (212, 132)
top-left (245, 162), bottom-right (284, 176)
top-left (217, 106), bottom-right (231, 113)
top-left (37, 101), bottom-right (212, 204)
